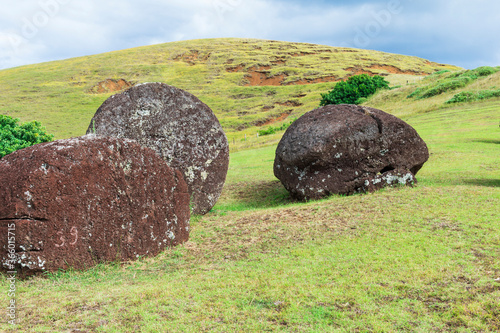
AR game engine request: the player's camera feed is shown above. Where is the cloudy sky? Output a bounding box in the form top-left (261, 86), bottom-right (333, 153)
top-left (1, 0), bottom-right (500, 70)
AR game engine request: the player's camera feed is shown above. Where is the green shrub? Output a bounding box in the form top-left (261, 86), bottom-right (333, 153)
top-left (446, 90), bottom-right (500, 104)
top-left (419, 77), bottom-right (472, 99)
top-left (445, 91), bottom-right (477, 104)
top-left (408, 66), bottom-right (499, 100)
top-left (355, 97), bottom-right (368, 104)
top-left (448, 66), bottom-right (498, 80)
top-left (0, 115), bottom-right (54, 158)
top-left (407, 88), bottom-right (424, 99)
top-left (471, 66), bottom-right (498, 77)
top-left (319, 74), bottom-right (389, 106)
top-left (433, 70), bottom-right (451, 75)
top-left (258, 118), bottom-right (297, 136)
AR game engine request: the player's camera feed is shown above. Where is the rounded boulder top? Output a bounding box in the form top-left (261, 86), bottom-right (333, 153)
top-left (86, 82), bottom-right (229, 215)
top-left (274, 104), bottom-right (429, 200)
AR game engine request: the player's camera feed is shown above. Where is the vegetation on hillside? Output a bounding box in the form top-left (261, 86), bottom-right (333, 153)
top-left (407, 66), bottom-right (499, 100)
top-left (0, 115), bottom-right (53, 158)
top-left (365, 66), bottom-right (500, 119)
top-left (257, 118), bottom-right (296, 136)
top-left (0, 38), bottom-right (459, 144)
top-left (319, 74), bottom-right (389, 106)
top-left (446, 89), bottom-right (500, 104)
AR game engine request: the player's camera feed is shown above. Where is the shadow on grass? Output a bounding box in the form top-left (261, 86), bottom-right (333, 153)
top-left (214, 179), bottom-right (295, 212)
top-left (470, 139), bottom-right (500, 145)
top-left (463, 179), bottom-right (500, 187)
top-left (426, 178), bottom-right (500, 188)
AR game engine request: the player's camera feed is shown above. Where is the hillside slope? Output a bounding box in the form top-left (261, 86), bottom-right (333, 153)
top-left (0, 38), bottom-right (459, 141)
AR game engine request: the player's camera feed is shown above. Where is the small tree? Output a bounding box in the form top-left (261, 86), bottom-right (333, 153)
top-left (320, 74), bottom-right (389, 106)
top-left (0, 114), bottom-right (54, 158)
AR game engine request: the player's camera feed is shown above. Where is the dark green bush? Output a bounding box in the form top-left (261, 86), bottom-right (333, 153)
top-left (319, 74), bottom-right (389, 106)
top-left (0, 115), bottom-right (54, 158)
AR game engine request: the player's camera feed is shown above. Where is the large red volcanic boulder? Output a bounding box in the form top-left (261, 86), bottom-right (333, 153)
top-left (0, 135), bottom-right (189, 275)
top-left (274, 104), bottom-right (429, 200)
top-left (86, 82), bottom-right (229, 215)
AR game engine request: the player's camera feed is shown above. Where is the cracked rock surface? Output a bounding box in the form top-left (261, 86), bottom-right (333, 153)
top-left (0, 135), bottom-right (189, 275)
top-left (86, 82), bottom-right (229, 215)
top-left (274, 104), bottom-right (429, 200)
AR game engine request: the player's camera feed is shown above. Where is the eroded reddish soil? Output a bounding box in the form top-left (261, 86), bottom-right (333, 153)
top-left (346, 64), bottom-right (429, 76)
top-left (221, 46), bottom-right (431, 87)
top-left (256, 109), bottom-right (294, 126)
top-left (275, 100), bottom-right (303, 107)
top-left (285, 76), bottom-right (340, 85)
top-left (259, 112), bottom-right (293, 126)
top-left (88, 79), bottom-right (134, 94)
top-left (228, 61), bottom-right (427, 87)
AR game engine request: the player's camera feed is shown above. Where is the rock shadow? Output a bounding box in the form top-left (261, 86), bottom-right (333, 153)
top-left (219, 179), bottom-right (294, 210)
top-left (470, 139), bottom-right (500, 145)
top-left (463, 179), bottom-right (500, 187)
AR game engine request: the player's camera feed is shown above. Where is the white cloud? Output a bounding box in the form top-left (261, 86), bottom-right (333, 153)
top-left (0, 32), bottom-right (47, 69)
top-left (1, 0), bottom-right (500, 69)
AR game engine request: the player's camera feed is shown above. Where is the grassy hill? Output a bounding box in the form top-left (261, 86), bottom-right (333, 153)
top-left (0, 38), bottom-right (459, 145)
top-left (0, 39), bottom-right (499, 332)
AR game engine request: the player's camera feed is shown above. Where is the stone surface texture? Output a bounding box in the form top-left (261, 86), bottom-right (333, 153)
top-left (274, 104), bottom-right (429, 200)
top-left (0, 135), bottom-right (189, 275)
top-left (86, 82), bottom-right (229, 215)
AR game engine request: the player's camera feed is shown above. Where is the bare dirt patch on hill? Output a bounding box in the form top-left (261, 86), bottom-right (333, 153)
top-left (88, 79), bottom-right (134, 94)
top-left (245, 70), bottom-right (286, 86)
top-left (261, 113), bottom-right (292, 126)
top-left (284, 76), bottom-right (340, 85)
top-left (241, 66), bottom-right (339, 87)
top-left (256, 110), bottom-right (294, 127)
top-left (346, 64), bottom-right (429, 77)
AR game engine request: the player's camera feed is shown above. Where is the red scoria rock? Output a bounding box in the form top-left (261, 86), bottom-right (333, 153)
top-left (86, 82), bottom-right (229, 215)
top-left (274, 104), bottom-right (429, 200)
top-left (0, 135), bottom-right (190, 275)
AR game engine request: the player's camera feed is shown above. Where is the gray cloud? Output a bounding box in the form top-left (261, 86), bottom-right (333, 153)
top-left (1, 0), bottom-right (499, 69)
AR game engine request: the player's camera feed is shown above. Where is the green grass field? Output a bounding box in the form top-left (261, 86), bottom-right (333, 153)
top-left (0, 39), bottom-right (499, 332)
top-left (1, 96), bottom-right (499, 333)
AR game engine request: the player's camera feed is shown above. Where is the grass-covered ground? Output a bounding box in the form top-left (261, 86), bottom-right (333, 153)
top-left (1, 96), bottom-right (498, 331)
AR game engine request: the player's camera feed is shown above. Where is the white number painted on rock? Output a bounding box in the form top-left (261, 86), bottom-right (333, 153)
top-left (69, 226), bottom-right (78, 245)
top-left (54, 227), bottom-right (79, 248)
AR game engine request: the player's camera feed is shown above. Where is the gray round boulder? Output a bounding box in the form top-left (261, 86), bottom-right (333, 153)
top-left (86, 82), bottom-right (229, 215)
top-left (274, 104), bottom-right (429, 200)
